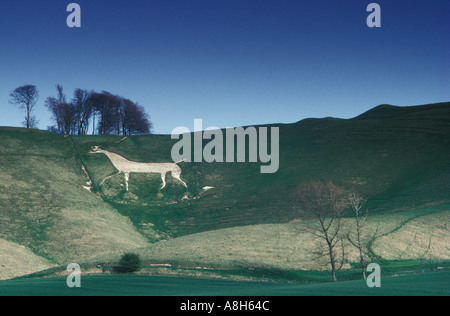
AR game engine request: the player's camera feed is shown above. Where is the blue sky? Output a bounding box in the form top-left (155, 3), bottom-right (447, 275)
top-left (0, 0), bottom-right (448, 134)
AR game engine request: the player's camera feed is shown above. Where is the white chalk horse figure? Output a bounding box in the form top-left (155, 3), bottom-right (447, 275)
top-left (90, 146), bottom-right (187, 191)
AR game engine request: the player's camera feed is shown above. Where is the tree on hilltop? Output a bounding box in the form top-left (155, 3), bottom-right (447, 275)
top-left (45, 84), bottom-right (76, 135)
top-left (9, 85), bottom-right (39, 129)
top-left (45, 87), bottom-right (152, 136)
top-left (91, 91), bottom-right (152, 136)
top-left (72, 88), bottom-right (94, 135)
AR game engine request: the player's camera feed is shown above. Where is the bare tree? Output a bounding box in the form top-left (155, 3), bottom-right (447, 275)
top-left (94, 91), bottom-right (120, 135)
top-left (297, 180), bottom-right (348, 282)
top-left (9, 85), bottom-right (39, 128)
top-left (348, 190), bottom-right (368, 279)
top-left (71, 89), bottom-right (94, 135)
top-left (121, 98), bottom-right (153, 135)
top-left (45, 84), bottom-right (64, 133)
top-left (90, 91), bottom-right (152, 136)
top-left (46, 88), bottom-right (152, 136)
top-left (45, 85), bottom-right (76, 135)
top-left (88, 91), bottom-right (104, 135)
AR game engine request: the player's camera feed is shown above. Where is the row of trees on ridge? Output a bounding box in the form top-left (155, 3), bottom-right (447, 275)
top-left (9, 84), bottom-right (152, 135)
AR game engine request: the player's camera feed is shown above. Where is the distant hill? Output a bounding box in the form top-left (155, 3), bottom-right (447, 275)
top-left (1, 101), bottom-right (449, 280)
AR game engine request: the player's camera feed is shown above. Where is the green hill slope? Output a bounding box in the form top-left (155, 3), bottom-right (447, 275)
top-left (72, 102), bottom-right (450, 239)
top-left (0, 128), bottom-right (150, 280)
top-left (1, 102), bottom-right (449, 281)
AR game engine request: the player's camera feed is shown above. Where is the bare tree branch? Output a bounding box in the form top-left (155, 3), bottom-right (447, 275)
top-left (10, 85), bottom-right (39, 129)
top-left (296, 180), bottom-right (349, 282)
top-left (348, 189), bottom-right (368, 279)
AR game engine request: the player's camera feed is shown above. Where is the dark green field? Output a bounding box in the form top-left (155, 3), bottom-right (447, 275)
top-left (0, 271), bottom-right (448, 296)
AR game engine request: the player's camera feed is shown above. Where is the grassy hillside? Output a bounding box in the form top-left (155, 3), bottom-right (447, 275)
top-left (72, 102), bottom-right (450, 239)
top-left (0, 128), bottom-right (150, 279)
top-left (80, 206), bottom-right (448, 283)
top-left (1, 102), bottom-right (449, 282)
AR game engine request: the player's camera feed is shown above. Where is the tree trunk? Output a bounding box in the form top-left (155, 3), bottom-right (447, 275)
top-left (329, 244), bottom-right (338, 282)
top-left (26, 104), bottom-right (30, 128)
top-left (330, 259), bottom-right (337, 282)
top-left (92, 113), bottom-right (96, 135)
top-left (355, 210), bottom-right (366, 279)
top-left (359, 246), bottom-right (366, 280)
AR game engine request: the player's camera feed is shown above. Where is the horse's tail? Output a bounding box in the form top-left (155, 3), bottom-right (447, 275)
top-left (174, 158), bottom-right (187, 164)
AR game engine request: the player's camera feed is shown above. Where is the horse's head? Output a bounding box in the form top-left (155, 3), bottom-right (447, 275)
top-left (89, 146), bottom-right (103, 154)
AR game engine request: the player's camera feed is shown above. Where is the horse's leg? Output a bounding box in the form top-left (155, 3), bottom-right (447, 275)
top-left (160, 172), bottom-right (167, 190)
top-left (172, 169), bottom-right (187, 187)
top-left (124, 173), bottom-right (130, 191)
top-left (101, 171), bottom-right (121, 186)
